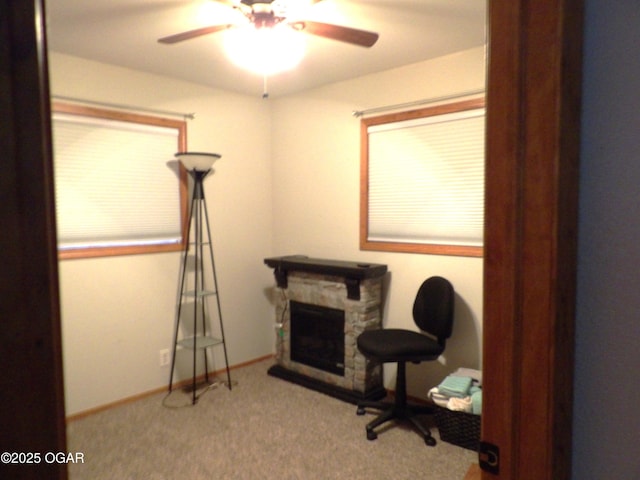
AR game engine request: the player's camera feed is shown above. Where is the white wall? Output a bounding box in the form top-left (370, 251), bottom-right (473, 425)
top-left (573, 1), bottom-right (640, 478)
top-left (51, 46), bottom-right (486, 415)
top-left (270, 46), bottom-right (486, 395)
top-left (49, 53), bottom-right (276, 415)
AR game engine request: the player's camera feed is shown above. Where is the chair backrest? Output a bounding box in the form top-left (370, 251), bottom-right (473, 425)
top-left (412, 276), bottom-right (455, 345)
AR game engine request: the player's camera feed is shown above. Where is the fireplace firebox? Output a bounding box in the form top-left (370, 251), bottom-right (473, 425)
top-left (264, 255), bottom-right (388, 403)
top-left (290, 301), bottom-right (345, 376)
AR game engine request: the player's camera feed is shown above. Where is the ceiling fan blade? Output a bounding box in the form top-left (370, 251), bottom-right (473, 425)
top-left (158, 24), bottom-right (232, 44)
top-left (299, 21), bottom-right (379, 47)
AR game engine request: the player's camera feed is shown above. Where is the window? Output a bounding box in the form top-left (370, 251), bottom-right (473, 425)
top-left (360, 98), bottom-right (485, 257)
top-left (52, 102), bottom-right (188, 259)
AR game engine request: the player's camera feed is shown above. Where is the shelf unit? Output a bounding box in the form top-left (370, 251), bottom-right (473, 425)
top-left (168, 166), bottom-right (231, 405)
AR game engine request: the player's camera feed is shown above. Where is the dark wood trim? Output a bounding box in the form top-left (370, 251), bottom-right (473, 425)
top-left (0, 1), bottom-right (67, 478)
top-left (464, 464), bottom-right (481, 480)
top-left (482, 0), bottom-right (583, 478)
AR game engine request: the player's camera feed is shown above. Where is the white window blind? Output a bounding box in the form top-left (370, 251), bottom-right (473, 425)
top-left (52, 112), bottom-right (183, 252)
top-left (363, 103), bottom-right (485, 253)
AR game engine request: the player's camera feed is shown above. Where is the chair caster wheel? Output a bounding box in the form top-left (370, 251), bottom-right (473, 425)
top-left (366, 429), bottom-right (378, 441)
top-left (356, 406), bottom-right (366, 416)
top-left (424, 436), bottom-right (436, 447)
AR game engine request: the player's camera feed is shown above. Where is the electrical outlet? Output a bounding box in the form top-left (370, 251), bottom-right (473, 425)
top-left (159, 349), bottom-right (170, 367)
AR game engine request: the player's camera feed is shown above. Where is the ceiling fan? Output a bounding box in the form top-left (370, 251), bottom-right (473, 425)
top-left (157, 0), bottom-right (379, 48)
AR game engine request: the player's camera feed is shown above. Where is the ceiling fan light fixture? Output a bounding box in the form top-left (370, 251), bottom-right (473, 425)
top-left (223, 24), bottom-right (306, 76)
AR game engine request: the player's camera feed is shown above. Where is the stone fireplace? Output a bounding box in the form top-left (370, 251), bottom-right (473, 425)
top-left (264, 255), bottom-right (387, 403)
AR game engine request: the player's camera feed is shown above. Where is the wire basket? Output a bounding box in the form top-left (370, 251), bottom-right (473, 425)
top-left (434, 406), bottom-right (481, 451)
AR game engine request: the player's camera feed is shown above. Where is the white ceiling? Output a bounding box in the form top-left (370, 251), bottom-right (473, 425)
top-left (45, 0), bottom-right (486, 98)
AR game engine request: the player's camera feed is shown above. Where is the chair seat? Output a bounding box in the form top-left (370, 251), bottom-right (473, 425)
top-left (357, 328), bottom-right (444, 363)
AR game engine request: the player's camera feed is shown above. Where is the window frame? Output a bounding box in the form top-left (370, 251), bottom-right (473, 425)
top-left (359, 97), bottom-right (485, 257)
top-left (52, 102), bottom-right (188, 260)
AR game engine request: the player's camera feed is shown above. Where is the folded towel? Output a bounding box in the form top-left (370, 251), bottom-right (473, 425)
top-left (428, 387), bottom-right (450, 408)
top-left (471, 390), bottom-right (482, 415)
top-left (438, 375), bottom-right (473, 398)
top-left (469, 385), bottom-right (482, 396)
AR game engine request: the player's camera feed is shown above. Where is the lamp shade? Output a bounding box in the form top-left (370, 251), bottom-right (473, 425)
top-left (175, 152), bottom-right (221, 171)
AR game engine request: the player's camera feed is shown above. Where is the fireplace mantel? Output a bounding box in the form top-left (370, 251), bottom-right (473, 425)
top-left (264, 255), bottom-right (387, 300)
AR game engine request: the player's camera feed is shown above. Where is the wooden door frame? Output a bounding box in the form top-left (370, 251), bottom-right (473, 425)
top-left (1, 0), bottom-right (583, 479)
top-left (0, 0), bottom-right (67, 478)
top-left (482, 0), bottom-right (583, 479)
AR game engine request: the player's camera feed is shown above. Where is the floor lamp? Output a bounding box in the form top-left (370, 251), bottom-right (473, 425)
top-left (168, 152), bottom-right (231, 405)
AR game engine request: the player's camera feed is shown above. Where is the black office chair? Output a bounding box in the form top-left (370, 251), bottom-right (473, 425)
top-left (356, 276), bottom-right (455, 446)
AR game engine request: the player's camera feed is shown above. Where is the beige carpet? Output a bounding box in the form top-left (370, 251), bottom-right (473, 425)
top-left (67, 359), bottom-right (476, 479)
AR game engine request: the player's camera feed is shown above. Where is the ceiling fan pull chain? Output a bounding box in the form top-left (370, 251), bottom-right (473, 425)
top-left (263, 75), bottom-right (269, 99)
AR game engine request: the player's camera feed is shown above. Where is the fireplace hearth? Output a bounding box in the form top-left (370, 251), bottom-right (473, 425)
top-left (264, 255), bottom-right (388, 403)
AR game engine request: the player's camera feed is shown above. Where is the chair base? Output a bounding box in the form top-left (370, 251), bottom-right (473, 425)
top-left (357, 399), bottom-right (437, 446)
top-left (356, 362), bottom-right (437, 446)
